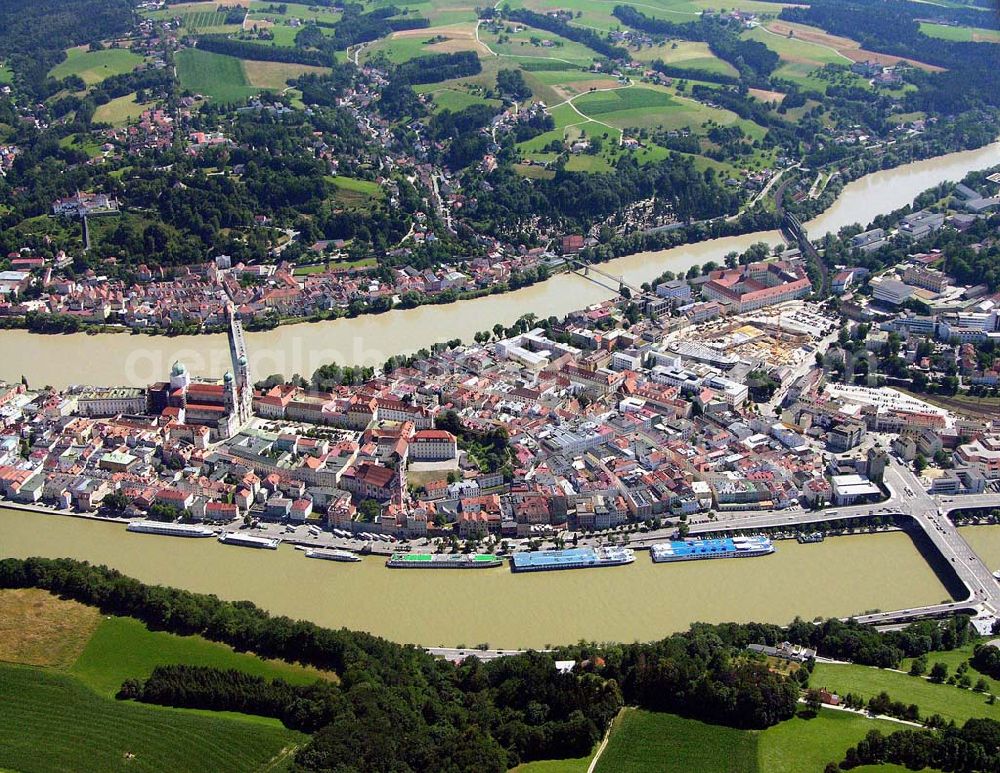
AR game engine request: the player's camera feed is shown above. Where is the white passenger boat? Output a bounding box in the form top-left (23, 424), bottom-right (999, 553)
top-left (126, 520), bottom-right (214, 538)
top-left (305, 548), bottom-right (362, 563)
top-left (217, 532), bottom-right (280, 549)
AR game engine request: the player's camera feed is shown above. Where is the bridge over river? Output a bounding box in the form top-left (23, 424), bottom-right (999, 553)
top-left (671, 458), bottom-right (1000, 628)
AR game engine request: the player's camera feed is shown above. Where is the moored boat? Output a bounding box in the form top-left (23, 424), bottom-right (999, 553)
top-left (650, 536), bottom-right (774, 563)
top-left (218, 532), bottom-right (280, 549)
top-left (386, 553), bottom-right (502, 569)
top-left (510, 546), bottom-right (635, 572)
top-left (126, 520), bottom-right (214, 538)
top-left (305, 548), bottom-right (362, 563)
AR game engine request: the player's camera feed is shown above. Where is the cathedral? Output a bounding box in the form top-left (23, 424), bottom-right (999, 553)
top-left (147, 306), bottom-right (253, 441)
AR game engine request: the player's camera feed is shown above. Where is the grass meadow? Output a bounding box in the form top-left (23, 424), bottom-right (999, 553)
top-left (177, 48), bottom-right (260, 103)
top-left (49, 46), bottom-right (145, 87)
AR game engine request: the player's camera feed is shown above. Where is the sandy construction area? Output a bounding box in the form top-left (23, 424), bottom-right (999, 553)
top-left (748, 87), bottom-right (786, 104)
top-left (392, 24), bottom-right (477, 40)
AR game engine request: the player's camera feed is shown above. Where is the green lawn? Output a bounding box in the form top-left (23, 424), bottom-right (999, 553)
top-left (92, 92), bottom-right (147, 125)
top-left (426, 87), bottom-right (500, 113)
top-left (0, 62), bottom-right (12, 84)
top-left (49, 46), bottom-right (145, 87)
top-left (69, 616), bottom-right (329, 697)
top-left (176, 48), bottom-right (259, 103)
top-left (812, 662), bottom-right (1000, 725)
top-left (514, 752), bottom-right (595, 773)
top-left (0, 663), bottom-right (304, 773)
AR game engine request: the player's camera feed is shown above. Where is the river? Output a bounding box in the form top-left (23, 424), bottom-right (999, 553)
top-left (0, 141), bottom-right (997, 390)
top-left (0, 508), bottom-right (959, 648)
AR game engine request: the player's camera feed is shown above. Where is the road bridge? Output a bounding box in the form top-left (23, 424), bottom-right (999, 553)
top-left (622, 458), bottom-right (1000, 626)
top-left (565, 258), bottom-right (643, 297)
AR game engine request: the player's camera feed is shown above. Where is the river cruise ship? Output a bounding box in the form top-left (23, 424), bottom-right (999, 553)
top-left (797, 531), bottom-right (825, 544)
top-left (218, 532), bottom-right (280, 549)
top-left (650, 536), bottom-right (774, 563)
top-left (510, 546), bottom-right (635, 573)
top-left (126, 520), bottom-right (215, 538)
top-left (305, 548), bottom-right (362, 563)
top-left (386, 553), bottom-right (503, 569)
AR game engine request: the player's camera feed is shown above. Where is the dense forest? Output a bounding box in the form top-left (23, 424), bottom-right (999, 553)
top-left (2, 557), bottom-right (976, 771)
top-left (465, 153), bottom-right (740, 235)
top-left (196, 36), bottom-right (335, 67)
top-left (395, 51), bottom-right (482, 86)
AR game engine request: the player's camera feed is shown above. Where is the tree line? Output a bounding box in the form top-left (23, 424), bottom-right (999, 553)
top-left (612, 7), bottom-right (779, 84)
top-left (0, 557), bottom-right (979, 771)
top-left (506, 9), bottom-right (628, 61)
top-left (835, 719), bottom-right (1000, 772)
top-left (119, 664), bottom-right (341, 731)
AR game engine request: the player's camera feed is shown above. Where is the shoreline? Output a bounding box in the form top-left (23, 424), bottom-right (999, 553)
top-left (5, 138), bottom-right (998, 342)
top-left (0, 505), bottom-right (960, 647)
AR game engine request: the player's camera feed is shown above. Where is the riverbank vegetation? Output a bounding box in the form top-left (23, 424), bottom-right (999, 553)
top-left (2, 556), bottom-right (994, 771)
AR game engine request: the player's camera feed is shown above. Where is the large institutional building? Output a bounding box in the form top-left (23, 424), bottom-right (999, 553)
top-left (701, 261), bottom-right (812, 313)
top-left (148, 306), bottom-right (253, 440)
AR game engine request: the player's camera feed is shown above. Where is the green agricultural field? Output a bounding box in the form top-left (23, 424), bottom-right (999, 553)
top-left (92, 92), bottom-right (147, 125)
top-left (503, 0), bottom-right (624, 32)
top-left (146, 3), bottom-right (242, 34)
top-left (70, 616), bottom-right (330, 697)
top-left (812, 662), bottom-right (1000, 725)
top-left (594, 709), bottom-right (757, 773)
top-left (571, 85), bottom-right (747, 134)
top-left (482, 26), bottom-right (597, 67)
top-left (743, 26), bottom-right (848, 90)
top-left (581, 707), bottom-right (909, 773)
top-left (572, 87), bottom-right (676, 116)
top-left (49, 46), bottom-right (145, 87)
top-left (177, 48), bottom-right (259, 103)
top-left (632, 39), bottom-right (740, 78)
top-left (919, 22), bottom-right (1000, 43)
top-left (0, 663), bottom-right (304, 773)
top-left (250, 24), bottom-right (304, 47)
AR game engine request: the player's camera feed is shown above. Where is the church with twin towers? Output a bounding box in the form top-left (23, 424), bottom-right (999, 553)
top-left (147, 305), bottom-right (253, 441)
